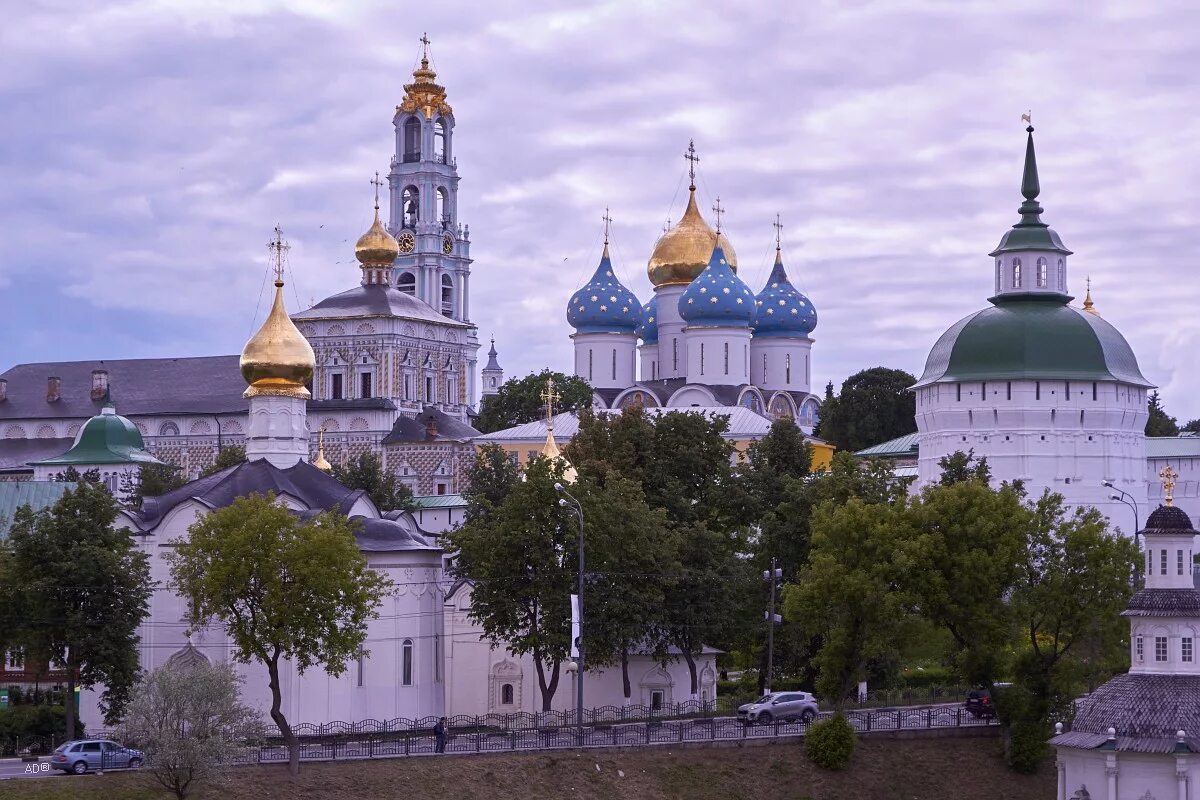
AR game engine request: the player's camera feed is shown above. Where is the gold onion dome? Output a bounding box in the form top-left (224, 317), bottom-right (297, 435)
top-left (355, 208), bottom-right (399, 266)
top-left (648, 188), bottom-right (737, 287)
top-left (241, 236), bottom-right (315, 400)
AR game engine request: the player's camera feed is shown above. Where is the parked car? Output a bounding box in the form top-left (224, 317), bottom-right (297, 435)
top-left (49, 740), bottom-right (144, 774)
top-left (737, 691), bottom-right (819, 724)
top-left (964, 688), bottom-right (996, 719)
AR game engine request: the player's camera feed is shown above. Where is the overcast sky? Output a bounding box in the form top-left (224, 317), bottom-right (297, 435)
top-left (2, 1), bottom-right (1198, 418)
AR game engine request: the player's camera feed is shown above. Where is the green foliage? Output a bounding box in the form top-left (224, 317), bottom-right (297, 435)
top-left (476, 370), bottom-right (594, 434)
top-left (121, 462), bottom-right (186, 510)
top-left (330, 451), bottom-right (415, 512)
top-left (119, 662), bottom-right (265, 800)
top-left (936, 449), bottom-right (992, 486)
top-left (5, 481), bottom-right (151, 737)
top-left (167, 493), bottom-right (391, 774)
top-left (0, 705), bottom-right (78, 747)
top-left (739, 417), bottom-right (813, 518)
top-left (200, 445), bottom-right (247, 478)
top-left (52, 466), bottom-right (100, 483)
top-left (1146, 390), bottom-right (1180, 436)
top-left (463, 444), bottom-right (521, 522)
top-left (1183, 418), bottom-right (1200, 434)
top-left (813, 367), bottom-right (917, 452)
top-left (804, 713), bottom-right (856, 770)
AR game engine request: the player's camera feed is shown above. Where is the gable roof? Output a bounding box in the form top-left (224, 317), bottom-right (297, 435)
top-left (383, 407), bottom-right (480, 445)
top-left (0, 481), bottom-right (75, 538)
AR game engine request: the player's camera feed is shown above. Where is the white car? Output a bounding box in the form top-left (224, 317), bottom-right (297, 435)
top-left (737, 691), bottom-right (819, 724)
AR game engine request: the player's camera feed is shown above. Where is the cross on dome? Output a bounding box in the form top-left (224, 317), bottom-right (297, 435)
top-left (684, 140), bottom-right (700, 191)
top-left (1161, 464), bottom-right (1179, 506)
top-left (371, 172), bottom-right (384, 211)
top-left (541, 375), bottom-right (561, 423)
top-left (267, 225), bottom-right (289, 284)
top-left (712, 197), bottom-right (725, 234)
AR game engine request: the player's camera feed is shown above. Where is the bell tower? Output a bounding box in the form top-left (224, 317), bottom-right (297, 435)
top-left (388, 34), bottom-right (472, 323)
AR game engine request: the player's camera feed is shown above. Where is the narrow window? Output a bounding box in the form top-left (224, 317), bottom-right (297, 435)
top-left (982, 381), bottom-right (987, 399)
top-left (588, 349), bottom-right (593, 381)
top-left (1185, 638), bottom-right (1194, 663)
top-left (1162, 549), bottom-right (1168, 576)
top-left (1065, 381), bottom-right (1071, 399)
top-left (724, 342), bottom-right (730, 375)
top-left (651, 361), bottom-right (656, 380)
top-left (331, 373), bottom-right (344, 400)
top-left (402, 639), bottom-right (414, 685)
top-left (426, 376), bottom-right (434, 402)
top-left (1155, 636), bottom-right (1168, 662)
top-left (501, 683), bottom-right (514, 705)
top-left (360, 372), bottom-right (372, 399)
top-left (1035, 381), bottom-right (1041, 401)
top-left (357, 646), bottom-right (365, 687)
top-left (995, 259), bottom-right (1001, 294)
top-left (611, 349), bottom-right (616, 381)
top-left (404, 374), bottom-right (412, 400)
top-left (1092, 382), bottom-right (1098, 401)
top-left (1006, 382), bottom-right (1012, 400)
top-left (1180, 549), bottom-right (1185, 576)
top-left (1012, 258), bottom-right (1022, 288)
top-left (1136, 635), bottom-right (1144, 661)
top-left (672, 339), bottom-right (678, 372)
top-left (434, 635), bottom-right (441, 681)
top-left (1057, 259), bottom-right (1065, 288)
top-left (446, 378), bottom-right (454, 402)
top-left (1036, 257), bottom-right (1048, 287)
top-left (762, 353), bottom-right (768, 383)
top-left (700, 342), bottom-right (705, 375)
top-left (956, 383), bottom-right (962, 402)
top-left (786, 353), bottom-right (791, 384)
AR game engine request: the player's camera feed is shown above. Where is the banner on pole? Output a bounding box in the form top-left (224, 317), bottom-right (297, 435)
top-left (570, 594), bottom-right (580, 658)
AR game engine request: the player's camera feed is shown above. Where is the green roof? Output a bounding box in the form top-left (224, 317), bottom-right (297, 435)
top-left (30, 405), bottom-right (163, 467)
top-left (1147, 436), bottom-right (1200, 459)
top-left (412, 494), bottom-right (466, 509)
top-left (914, 298), bottom-right (1152, 389)
top-left (989, 126), bottom-right (1071, 258)
top-left (856, 433), bottom-right (920, 458)
top-left (0, 481), bottom-right (74, 538)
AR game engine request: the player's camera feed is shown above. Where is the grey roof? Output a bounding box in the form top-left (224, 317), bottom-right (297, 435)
top-left (484, 340), bottom-right (501, 371)
top-left (1143, 504), bottom-right (1195, 534)
top-left (0, 481), bottom-right (76, 538)
top-left (1122, 589), bottom-right (1200, 617)
top-left (412, 493), bottom-right (466, 509)
top-left (127, 458), bottom-right (437, 552)
top-left (382, 407), bottom-right (480, 445)
top-left (0, 438), bottom-right (74, 472)
top-left (0, 356), bottom-right (248, 420)
top-left (1147, 436), bottom-right (1200, 459)
top-left (294, 285), bottom-right (470, 328)
top-left (308, 398), bottom-right (397, 412)
top-left (856, 432), bottom-right (920, 458)
top-left (1061, 673), bottom-right (1200, 752)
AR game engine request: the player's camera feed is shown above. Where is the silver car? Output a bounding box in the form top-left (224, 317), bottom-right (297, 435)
top-left (737, 691), bottom-right (819, 724)
top-left (49, 739), bottom-right (144, 774)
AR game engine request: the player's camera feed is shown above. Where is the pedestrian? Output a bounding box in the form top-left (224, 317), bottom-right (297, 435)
top-left (434, 717), bottom-right (447, 753)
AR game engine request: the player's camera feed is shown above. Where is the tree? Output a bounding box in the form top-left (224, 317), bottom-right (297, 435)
top-left (936, 449), bottom-right (992, 486)
top-left (446, 456), bottom-right (575, 710)
top-left (1183, 418), bottom-right (1200, 434)
top-left (1146, 390), bottom-right (1180, 437)
top-left (330, 451), bottom-right (415, 512)
top-left (462, 444), bottom-right (521, 522)
top-left (814, 367), bottom-right (918, 452)
top-left (784, 498), bottom-right (911, 709)
top-left (6, 481), bottom-right (151, 739)
top-left (167, 494), bottom-right (390, 775)
top-left (475, 370), bottom-right (594, 434)
top-left (121, 463), bottom-right (186, 510)
top-left (52, 466), bottom-right (100, 483)
top-left (118, 662), bottom-right (264, 800)
top-left (199, 445), bottom-right (246, 478)
top-left (740, 417), bottom-right (813, 518)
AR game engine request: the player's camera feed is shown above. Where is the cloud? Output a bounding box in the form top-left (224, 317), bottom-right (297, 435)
top-left (1, 0), bottom-right (1199, 421)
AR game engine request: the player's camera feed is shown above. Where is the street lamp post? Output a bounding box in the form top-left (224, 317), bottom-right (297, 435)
top-left (555, 482), bottom-right (585, 741)
top-left (1104, 480), bottom-right (1141, 587)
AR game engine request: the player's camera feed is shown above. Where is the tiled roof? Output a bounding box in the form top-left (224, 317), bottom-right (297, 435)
top-left (382, 408), bottom-right (480, 445)
top-left (856, 432), bottom-right (921, 458)
top-left (0, 481), bottom-right (75, 538)
top-left (1066, 673), bottom-right (1200, 752)
top-left (1122, 589), bottom-right (1200, 617)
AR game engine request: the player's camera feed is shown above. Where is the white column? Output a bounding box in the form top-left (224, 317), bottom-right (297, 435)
top-left (1056, 757), bottom-right (1066, 800)
top-left (1105, 755), bottom-right (1118, 800)
top-left (1177, 756), bottom-right (1189, 800)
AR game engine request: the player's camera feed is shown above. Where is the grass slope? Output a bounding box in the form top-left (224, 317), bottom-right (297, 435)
top-left (0, 736), bottom-right (1053, 800)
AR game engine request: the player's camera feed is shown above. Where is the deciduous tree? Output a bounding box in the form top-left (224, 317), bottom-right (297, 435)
top-left (330, 451), bottom-right (415, 512)
top-left (199, 445), bottom-right (247, 478)
top-left (814, 367), bottom-right (918, 452)
top-left (167, 494), bottom-right (390, 775)
top-left (121, 462), bottom-right (186, 510)
top-left (476, 370), bottom-right (594, 434)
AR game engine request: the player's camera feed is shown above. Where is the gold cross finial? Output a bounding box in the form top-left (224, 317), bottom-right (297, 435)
top-left (711, 196), bottom-right (725, 234)
top-left (420, 33), bottom-right (431, 65)
top-left (540, 374), bottom-right (561, 425)
top-left (267, 225), bottom-right (289, 285)
top-left (773, 213), bottom-right (783, 252)
top-left (371, 172), bottom-right (384, 212)
top-left (602, 207), bottom-right (613, 245)
top-left (1160, 465), bottom-right (1179, 506)
top-left (684, 140), bottom-right (700, 191)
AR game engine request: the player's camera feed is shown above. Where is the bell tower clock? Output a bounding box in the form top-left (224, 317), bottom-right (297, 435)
top-left (387, 34), bottom-right (472, 324)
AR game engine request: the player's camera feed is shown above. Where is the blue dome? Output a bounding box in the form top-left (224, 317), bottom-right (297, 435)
top-left (753, 252), bottom-right (818, 337)
top-left (679, 245), bottom-right (755, 327)
top-left (636, 296), bottom-right (658, 344)
top-left (566, 246), bottom-right (643, 334)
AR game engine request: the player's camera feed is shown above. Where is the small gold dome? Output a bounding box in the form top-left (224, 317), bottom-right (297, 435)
top-left (648, 188), bottom-right (738, 287)
top-left (355, 209), bottom-right (399, 266)
top-left (240, 280), bottom-right (315, 399)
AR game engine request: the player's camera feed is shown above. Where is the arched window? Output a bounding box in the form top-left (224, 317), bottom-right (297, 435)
top-left (434, 120), bottom-right (447, 164)
top-left (397, 271), bottom-right (416, 295)
top-left (402, 187), bottom-right (419, 229)
top-left (441, 274), bottom-right (454, 317)
top-left (158, 421), bottom-right (179, 436)
top-left (403, 118), bottom-right (421, 162)
top-left (436, 187), bottom-right (449, 229)
top-left (501, 683), bottom-right (514, 705)
top-left (995, 258), bottom-right (1001, 295)
top-left (1036, 257), bottom-right (1048, 287)
top-left (402, 639), bottom-right (413, 686)
top-left (1057, 259), bottom-right (1065, 289)
top-left (1012, 258), bottom-right (1022, 288)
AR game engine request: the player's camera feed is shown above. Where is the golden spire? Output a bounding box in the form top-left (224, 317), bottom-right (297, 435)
top-left (240, 227), bottom-right (316, 399)
top-left (648, 141), bottom-right (738, 286)
top-left (312, 426), bottom-right (332, 472)
top-left (1161, 464), bottom-right (1179, 507)
top-left (398, 33), bottom-right (452, 119)
top-left (539, 374), bottom-right (576, 481)
top-left (355, 173), bottom-right (399, 269)
top-left (1082, 276), bottom-right (1098, 315)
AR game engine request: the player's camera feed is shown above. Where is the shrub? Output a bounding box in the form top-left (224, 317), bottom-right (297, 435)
top-left (0, 705), bottom-right (79, 748)
top-left (804, 713), bottom-right (855, 770)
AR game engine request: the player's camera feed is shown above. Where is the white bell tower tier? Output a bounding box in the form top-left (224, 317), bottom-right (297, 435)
top-left (245, 395), bottom-right (310, 469)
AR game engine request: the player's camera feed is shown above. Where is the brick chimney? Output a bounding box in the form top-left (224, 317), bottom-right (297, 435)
top-left (424, 413), bottom-right (439, 440)
top-left (0, 380), bottom-right (7, 403)
top-left (90, 369), bottom-right (109, 401)
top-left (46, 376), bottom-right (61, 403)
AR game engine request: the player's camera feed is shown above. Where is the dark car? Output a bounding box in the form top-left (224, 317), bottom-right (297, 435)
top-left (964, 688), bottom-right (995, 719)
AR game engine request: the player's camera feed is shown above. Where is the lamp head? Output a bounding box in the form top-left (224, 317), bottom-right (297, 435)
top-left (1110, 494), bottom-right (1121, 501)
top-left (554, 482), bottom-right (565, 492)
top-left (565, 660), bottom-right (578, 673)
top-left (1102, 480), bottom-right (1113, 488)
top-left (558, 498), bottom-right (567, 507)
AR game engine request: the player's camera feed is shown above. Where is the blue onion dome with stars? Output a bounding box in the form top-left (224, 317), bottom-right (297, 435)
top-left (566, 244), bottom-right (643, 334)
top-left (678, 244), bottom-right (755, 327)
top-left (753, 249), bottom-right (818, 336)
top-left (635, 295), bottom-right (658, 344)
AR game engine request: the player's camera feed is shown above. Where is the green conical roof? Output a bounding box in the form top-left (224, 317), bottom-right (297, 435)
top-left (989, 126), bottom-right (1072, 257)
top-left (30, 404), bottom-right (164, 467)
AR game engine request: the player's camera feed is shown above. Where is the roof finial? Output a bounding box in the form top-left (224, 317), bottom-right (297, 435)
top-left (312, 426), bottom-right (332, 472)
top-left (419, 32), bottom-right (431, 67)
top-left (1161, 464), bottom-right (1179, 507)
top-left (541, 374), bottom-right (561, 432)
top-left (371, 172), bottom-right (384, 214)
top-left (711, 196), bottom-right (725, 234)
top-left (684, 140), bottom-right (700, 192)
top-left (267, 225), bottom-right (289, 286)
top-left (1083, 276), bottom-right (1097, 314)
top-left (773, 214), bottom-right (783, 264)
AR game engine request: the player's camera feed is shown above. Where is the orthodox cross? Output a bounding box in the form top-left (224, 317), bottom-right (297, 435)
top-left (317, 425), bottom-right (327, 458)
top-left (602, 207), bottom-right (613, 245)
top-left (420, 32), bottom-right (431, 63)
top-left (712, 196), bottom-right (725, 234)
top-left (268, 226), bottom-right (289, 284)
top-left (541, 375), bottom-right (561, 424)
top-left (684, 140), bottom-right (700, 191)
top-left (773, 214), bottom-right (783, 251)
top-left (371, 172), bottom-right (384, 212)
top-left (1160, 464), bottom-right (1179, 506)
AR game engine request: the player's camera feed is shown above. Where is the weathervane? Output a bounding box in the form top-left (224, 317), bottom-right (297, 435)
top-left (684, 140), bottom-right (700, 191)
top-left (711, 196), bottom-right (725, 234)
top-left (267, 226), bottom-right (289, 285)
top-left (1160, 465), bottom-right (1179, 507)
